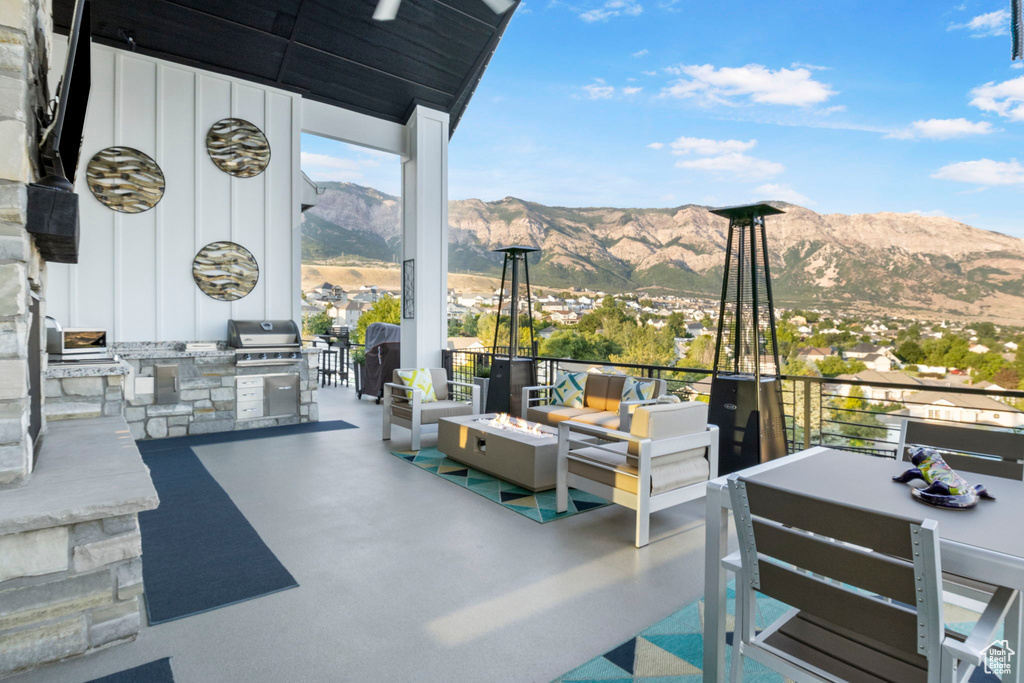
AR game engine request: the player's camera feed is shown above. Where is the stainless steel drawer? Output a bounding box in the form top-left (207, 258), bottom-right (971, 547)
top-left (266, 375), bottom-right (299, 417)
top-left (236, 400), bottom-right (265, 419)
top-left (237, 388), bottom-right (264, 403)
top-left (236, 376), bottom-right (264, 389)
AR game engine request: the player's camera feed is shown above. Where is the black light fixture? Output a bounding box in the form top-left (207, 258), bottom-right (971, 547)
top-left (486, 246), bottom-right (539, 415)
top-left (707, 203), bottom-right (788, 474)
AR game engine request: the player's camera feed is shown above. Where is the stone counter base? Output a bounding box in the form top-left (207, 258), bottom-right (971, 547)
top-left (0, 515), bottom-right (144, 678)
top-left (124, 356), bottom-right (319, 440)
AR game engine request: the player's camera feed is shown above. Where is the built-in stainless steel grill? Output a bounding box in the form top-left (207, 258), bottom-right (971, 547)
top-left (227, 319), bottom-right (303, 367)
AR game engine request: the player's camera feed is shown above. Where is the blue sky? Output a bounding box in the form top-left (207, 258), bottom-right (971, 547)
top-left (301, 0), bottom-right (1024, 237)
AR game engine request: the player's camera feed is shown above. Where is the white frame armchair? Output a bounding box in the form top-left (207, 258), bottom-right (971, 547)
top-left (556, 414), bottom-right (718, 547)
top-left (382, 370), bottom-right (480, 451)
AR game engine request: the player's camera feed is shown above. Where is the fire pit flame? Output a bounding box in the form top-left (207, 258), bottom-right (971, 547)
top-left (476, 413), bottom-right (547, 437)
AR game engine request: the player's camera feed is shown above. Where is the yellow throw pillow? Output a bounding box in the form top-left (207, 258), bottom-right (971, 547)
top-left (396, 368), bottom-right (437, 403)
top-left (551, 371), bottom-right (587, 408)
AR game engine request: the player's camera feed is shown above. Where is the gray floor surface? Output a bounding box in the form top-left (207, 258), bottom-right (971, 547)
top-left (10, 386), bottom-right (715, 683)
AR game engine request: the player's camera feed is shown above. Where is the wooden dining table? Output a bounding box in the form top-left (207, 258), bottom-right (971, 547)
top-left (702, 446), bottom-right (1024, 682)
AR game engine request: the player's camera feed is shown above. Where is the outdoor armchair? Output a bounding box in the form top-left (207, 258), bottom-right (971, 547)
top-left (555, 401), bottom-right (718, 547)
top-left (382, 368), bottom-right (480, 451)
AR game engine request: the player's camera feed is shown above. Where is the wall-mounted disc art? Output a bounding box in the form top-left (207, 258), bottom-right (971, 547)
top-left (192, 241), bottom-right (259, 301)
top-left (86, 146), bottom-right (165, 213)
top-left (206, 118), bottom-right (271, 177)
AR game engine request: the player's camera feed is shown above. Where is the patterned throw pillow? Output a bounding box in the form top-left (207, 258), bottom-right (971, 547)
top-left (622, 376), bottom-right (656, 403)
top-left (551, 372), bottom-right (587, 408)
top-left (396, 368), bottom-right (437, 403)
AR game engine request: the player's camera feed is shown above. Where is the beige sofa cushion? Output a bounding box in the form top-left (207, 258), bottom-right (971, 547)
top-left (527, 404), bottom-right (603, 426)
top-left (570, 411), bottom-right (621, 429)
top-left (391, 399), bottom-right (472, 424)
top-left (583, 374), bottom-right (627, 413)
top-left (568, 442), bottom-right (709, 495)
top-left (392, 368), bottom-right (448, 401)
top-left (627, 402), bottom-right (708, 461)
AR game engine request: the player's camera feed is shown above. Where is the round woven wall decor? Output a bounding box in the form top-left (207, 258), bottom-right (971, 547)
top-left (192, 241), bottom-right (259, 301)
top-left (206, 118), bottom-right (271, 177)
top-left (86, 146), bottom-right (165, 213)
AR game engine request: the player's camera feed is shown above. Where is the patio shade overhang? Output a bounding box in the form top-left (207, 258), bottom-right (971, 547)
top-left (52, 0), bottom-right (519, 135)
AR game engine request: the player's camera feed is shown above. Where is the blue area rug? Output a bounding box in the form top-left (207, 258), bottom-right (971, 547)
top-left (137, 419), bottom-right (356, 453)
top-left (86, 658), bottom-right (174, 683)
top-left (554, 584), bottom-right (1001, 682)
top-left (139, 447), bottom-right (298, 625)
top-left (389, 447), bottom-right (609, 522)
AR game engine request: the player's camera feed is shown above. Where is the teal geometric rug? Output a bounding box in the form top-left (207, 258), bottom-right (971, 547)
top-left (553, 583), bottom-right (993, 682)
top-left (389, 447), bottom-right (609, 523)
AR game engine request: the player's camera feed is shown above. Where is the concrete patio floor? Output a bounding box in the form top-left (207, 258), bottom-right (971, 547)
top-left (10, 385), bottom-right (716, 683)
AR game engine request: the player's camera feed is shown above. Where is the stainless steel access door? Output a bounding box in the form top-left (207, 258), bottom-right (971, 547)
top-left (266, 374), bottom-right (299, 417)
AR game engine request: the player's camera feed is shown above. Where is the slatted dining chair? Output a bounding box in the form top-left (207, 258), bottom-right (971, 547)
top-left (725, 474), bottom-right (1019, 683)
top-left (897, 418), bottom-right (1024, 615)
top-left (897, 418), bottom-right (1024, 481)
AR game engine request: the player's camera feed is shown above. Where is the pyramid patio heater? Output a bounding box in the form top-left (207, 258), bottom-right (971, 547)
top-left (487, 246), bottom-right (539, 415)
top-left (708, 203), bottom-right (788, 474)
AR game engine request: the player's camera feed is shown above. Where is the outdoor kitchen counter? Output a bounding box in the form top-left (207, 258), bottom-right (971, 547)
top-left (45, 358), bottom-right (132, 379)
top-left (110, 342), bottom-right (235, 360)
top-left (103, 342), bottom-right (320, 440)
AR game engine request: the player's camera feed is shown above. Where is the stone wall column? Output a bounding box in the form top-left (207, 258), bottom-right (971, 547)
top-left (0, 0), bottom-right (50, 486)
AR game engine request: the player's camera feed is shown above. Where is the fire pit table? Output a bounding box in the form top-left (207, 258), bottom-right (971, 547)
top-left (437, 413), bottom-right (558, 492)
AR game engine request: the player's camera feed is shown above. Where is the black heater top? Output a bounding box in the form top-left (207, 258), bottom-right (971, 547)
top-left (492, 246), bottom-right (541, 255)
top-left (710, 203), bottom-right (785, 221)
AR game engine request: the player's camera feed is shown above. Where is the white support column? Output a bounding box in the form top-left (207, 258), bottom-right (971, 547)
top-left (400, 106), bottom-right (449, 368)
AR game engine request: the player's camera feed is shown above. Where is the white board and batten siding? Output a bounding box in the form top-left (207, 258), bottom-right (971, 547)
top-left (47, 44), bottom-right (302, 343)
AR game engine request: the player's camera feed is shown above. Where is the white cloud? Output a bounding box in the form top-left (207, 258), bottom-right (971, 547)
top-left (821, 105), bottom-right (846, 114)
top-left (641, 70), bottom-right (658, 77)
top-left (790, 62), bottom-right (829, 71)
top-left (1013, 62), bottom-right (1024, 69)
top-left (668, 136), bottom-right (757, 155)
top-left (932, 158), bottom-right (1024, 185)
top-left (579, 0), bottom-right (642, 22)
top-left (581, 80), bottom-right (615, 99)
top-left (646, 142), bottom-right (665, 150)
top-left (658, 63), bottom-right (837, 107)
top-left (908, 209), bottom-right (949, 218)
top-left (754, 183), bottom-right (810, 204)
top-left (676, 153), bottom-right (784, 179)
top-left (301, 151), bottom-right (391, 183)
top-left (970, 76), bottom-right (1024, 120)
top-left (887, 118), bottom-right (997, 140)
top-left (622, 86), bottom-right (643, 95)
top-left (632, 49), bottom-right (649, 57)
top-left (948, 9), bottom-right (1009, 37)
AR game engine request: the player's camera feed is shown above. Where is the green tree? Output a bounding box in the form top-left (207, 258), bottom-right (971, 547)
top-left (681, 335), bottom-right (716, 369)
top-left (896, 340), bottom-right (925, 364)
top-left (302, 309), bottom-right (332, 336)
top-left (609, 325), bottom-right (676, 367)
top-left (354, 295), bottom-right (401, 343)
top-left (462, 313), bottom-right (479, 337)
top-left (541, 331), bottom-right (622, 361)
top-left (834, 386), bottom-right (885, 447)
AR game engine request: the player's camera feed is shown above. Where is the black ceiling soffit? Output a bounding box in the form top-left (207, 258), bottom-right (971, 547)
top-left (53, 0), bottom-right (518, 136)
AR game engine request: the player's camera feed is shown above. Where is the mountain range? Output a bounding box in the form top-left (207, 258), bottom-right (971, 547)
top-left (301, 182), bottom-right (1024, 323)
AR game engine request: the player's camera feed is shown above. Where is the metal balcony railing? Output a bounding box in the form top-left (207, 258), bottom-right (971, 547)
top-left (442, 349), bottom-right (1024, 458)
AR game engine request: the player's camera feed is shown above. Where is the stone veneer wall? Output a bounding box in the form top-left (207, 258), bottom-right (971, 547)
top-left (0, 514), bottom-right (144, 677)
top-left (44, 375), bottom-right (125, 422)
top-left (122, 353), bottom-right (319, 440)
top-left (0, 0), bottom-right (50, 486)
